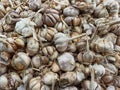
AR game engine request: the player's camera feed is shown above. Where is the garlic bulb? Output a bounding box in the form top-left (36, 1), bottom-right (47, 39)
top-left (104, 33), bottom-right (117, 44)
top-left (60, 86), bottom-right (78, 90)
top-left (91, 37), bottom-right (114, 53)
top-left (94, 3), bottom-right (109, 18)
top-left (29, 76), bottom-right (41, 90)
top-left (53, 33), bottom-right (68, 52)
top-left (28, 0), bottom-right (41, 11)
top-left (15, 18), bottom-right (36, 37)
top-left (54, 32), bottom-right (86, 52)
top-left (0, 75), bottom-right (8, 89)
top-left (104, 0), bottom-right (119, 18)
top-left (59, 71), bottom-right (85, 86)
top-left (51, 62), bottom-right (60, 73)
top-left (102, 74), bottom-right (114, 85)
top-left (26, 37), bottom-right (39, 56)
top-left (106, 85), bottom-right (115, 90)
top-left (55, 22), bottom-right (68, 32)
top-left (63, 6), bottom-right (79, 16)
top-left (31, 55), bottom-right (41, 68)
top-left (0, 72), bottom-right (22, 90)
top-left (42, 46), bottom-right (58, 60)
top-left (32, 12), bottom-right (43, 27)
top-left (59, 72), bottom-right (77, 86)
top-left (92, 64), bottom-right (105, 77)
top-left (57, 52), bottom-right (75, 71)
top-left (11, 52), bottom-right (31, 71)
top-left (42, 71), bottom-right (58, 85)
top-left (81, 80), bottom-right (102, 90)
top-left (38, 27), bottom-right (57, 42)
top-left (41, 85), bottom-right (50, 90)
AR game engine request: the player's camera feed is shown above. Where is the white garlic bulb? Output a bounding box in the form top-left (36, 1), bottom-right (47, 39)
top-left (0, 72), bottom-right (22, 90)
top-left (60, 71), bottom-right (85, 86)
top-left (41, 85), bottom-right (50, 90)
top-left (15, 18), bottom-right (36, 37)
top-left (92, 64), bottom-right (105, 77)
top-left (28, 0), bottom-right (41, 11)
top-left (42, 71), bottom-right (58, 85)
top-left (54, 33), bottom-right (86, 52)
top-left (60, 86), bottom-right (78, 90)
top-left (0, 75), bottom-right (8, 89)
top-left (106, 85), bottom-right (115, 90)
top-left (57, 52), bottom-right (75, 71)
top-left (26, 37), bottom-right (39, 56)
top-left (11, 52), bottom-right (31, 71)
top-left (31, 55), bottom-right (41, 68)
top-left (91, 37), bottom-right (114, 53)
top-left (29, 76), bottom-right (41, 90)
top-left (54, 33), bottom-right (68, 52)
top-left (60, 72), bottom-right (77, 86)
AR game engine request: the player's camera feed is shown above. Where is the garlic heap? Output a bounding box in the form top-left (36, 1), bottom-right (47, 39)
top-left (0, 0), bottom-right (120, 90)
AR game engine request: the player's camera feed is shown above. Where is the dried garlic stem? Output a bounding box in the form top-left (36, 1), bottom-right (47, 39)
top-left (90, 65), bottom-right (95, 90)
top-left (53, 0), bottom-right (69, 6)
top-left (109, 20), bottom-right (120, 26)
top-left (9, 0), bottom-right (14, 7)
top-left (86, 34), bottom-right (89, 51)
top-left (60, 15), bottom-right (69, 28)
top-left (67, 33), bottom-right (86, 41)
top-left (52, 80), bottom-right (55, 90)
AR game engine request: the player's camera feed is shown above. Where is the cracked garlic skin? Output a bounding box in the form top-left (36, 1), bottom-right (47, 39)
top-left (15, 18), bottom-right (36, 37)
top-left (57, 52), bottom-right (75, 71)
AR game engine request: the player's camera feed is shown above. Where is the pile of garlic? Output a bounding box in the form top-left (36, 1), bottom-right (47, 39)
top-left (0, 0), bottom-right (120, 90)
